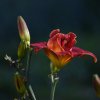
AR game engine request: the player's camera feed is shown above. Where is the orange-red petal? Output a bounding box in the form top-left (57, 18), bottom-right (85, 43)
top-left (47, 33), bottom-right (64, 52)
top-left (31, 42), bottom-right (47, 53)
top-left (71, 47), bottom-right (97, 63)
top-left (44, 48), bottom-right (59, 67)
top-left (49, 29), bottom-right (60, 38)
top-left (44, 48), bottom-right (72, 69)
top-left (64, 32), bottom-right (77, 50)
top-left (58, 54), bottom-right (72, 68)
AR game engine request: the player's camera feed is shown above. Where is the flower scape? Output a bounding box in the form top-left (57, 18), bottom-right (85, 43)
top-left (5, 16), bottom-right (98, 100)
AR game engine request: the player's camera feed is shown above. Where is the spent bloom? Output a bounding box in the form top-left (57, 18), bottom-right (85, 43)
top-left (31, 29), bottom-right (97, 73)
top-left (14, 72), bottom-right (26, 95)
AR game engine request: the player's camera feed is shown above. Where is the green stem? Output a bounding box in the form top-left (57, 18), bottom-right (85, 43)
top-left (28, 85), bottom-right (37, 100)
top-left (50, 74), bottom-right (59, 100)
top-left (26, 48), bottom-right (32, 84)
top-left (25, 48), bottom-right (37, 100)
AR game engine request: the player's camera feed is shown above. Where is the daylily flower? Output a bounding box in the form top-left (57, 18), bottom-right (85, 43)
top-left (93, 74), bottom-right (100, 97)
top-left (31, 29), bottom-right (97, 73)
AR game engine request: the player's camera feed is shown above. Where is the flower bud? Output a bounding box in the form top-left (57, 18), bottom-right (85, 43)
top-left (14, 72), bottom-right (26, 95)
top-left (93, 74), bottom-right (100, 97)
top-left (18, 41), bottom-right (26, 60)
top-left (17, 16), bottom-right (30, 44)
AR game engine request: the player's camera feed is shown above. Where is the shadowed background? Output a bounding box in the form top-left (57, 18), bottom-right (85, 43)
top-left (0, 0), bottom-right (100, 100)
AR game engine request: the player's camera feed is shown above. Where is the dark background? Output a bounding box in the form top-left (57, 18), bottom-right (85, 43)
top-left (0, 0), bottom-right (100, 100)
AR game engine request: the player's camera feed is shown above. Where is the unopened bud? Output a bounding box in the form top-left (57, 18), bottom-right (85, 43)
top-left (17, 16), bottom-right (30, 43)
top-left (93, 74), bottom-right (100, 97)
